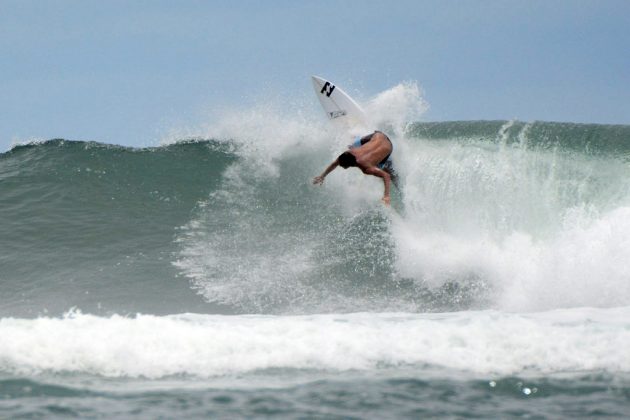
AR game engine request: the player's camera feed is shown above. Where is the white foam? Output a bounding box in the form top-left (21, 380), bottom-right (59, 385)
top-left (393, 132), bottom-right (630, 311)
top-left (499, 206), bottom-right (630, 310)
top-left (1, 308), bottom-right (628, 379)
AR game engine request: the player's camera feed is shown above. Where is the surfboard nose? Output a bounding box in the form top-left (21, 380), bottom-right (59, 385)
top-left (310, 75), bottom-right (367, 127)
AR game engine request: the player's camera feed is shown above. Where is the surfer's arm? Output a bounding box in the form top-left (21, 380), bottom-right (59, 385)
top-left (363, 166), bottom-right (391, 205)
top-left (313, 160), bottom-right (339, 185)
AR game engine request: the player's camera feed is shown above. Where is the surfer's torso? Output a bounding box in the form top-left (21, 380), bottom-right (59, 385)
top-left (350, 131), bottom-right (393, 170)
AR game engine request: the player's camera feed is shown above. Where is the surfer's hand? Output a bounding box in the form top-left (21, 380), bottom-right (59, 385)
top-left (313, 175), bottom-right (324, 185)
top-left (382, 196), bottom-right (391, 206)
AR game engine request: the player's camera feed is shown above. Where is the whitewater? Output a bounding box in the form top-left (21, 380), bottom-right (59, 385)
top-left (1, 83), bottom-right (630, 418)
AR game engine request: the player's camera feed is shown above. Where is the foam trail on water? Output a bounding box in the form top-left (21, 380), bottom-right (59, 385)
top-left (1, 308), bottom-right (629, 379)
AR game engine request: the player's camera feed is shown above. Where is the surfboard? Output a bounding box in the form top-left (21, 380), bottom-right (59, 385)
top-left (311, 76), bottom-right (367, 129)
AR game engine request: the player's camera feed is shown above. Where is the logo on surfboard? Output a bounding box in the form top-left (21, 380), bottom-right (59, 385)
top-left (320, 82), bottom-right (336, 97)
top-left (328, 110), bottom-right (346, 119)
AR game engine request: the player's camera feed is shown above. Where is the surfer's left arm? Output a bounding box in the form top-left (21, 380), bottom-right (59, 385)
top-left (313, 159), bottom-right (339, 185)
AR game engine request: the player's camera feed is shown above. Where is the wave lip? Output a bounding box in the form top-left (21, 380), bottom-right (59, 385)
top-left (1, 308), bottom-right (629, 379)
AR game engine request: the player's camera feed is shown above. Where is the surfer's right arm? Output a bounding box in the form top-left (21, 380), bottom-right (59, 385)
top-left (313, 160), bottom-right (339, 185)
top-left (363, 166), bottom-right (391, 206)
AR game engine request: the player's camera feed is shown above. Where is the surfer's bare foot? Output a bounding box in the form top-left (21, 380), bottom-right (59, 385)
top-left (382, 196), bottom-right (391, 206)
top-left (313, 176), bottom-right (324, 185)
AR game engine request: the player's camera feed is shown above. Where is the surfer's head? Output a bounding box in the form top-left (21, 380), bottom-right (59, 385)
top-left (338, 151), bottom-right (357, 169)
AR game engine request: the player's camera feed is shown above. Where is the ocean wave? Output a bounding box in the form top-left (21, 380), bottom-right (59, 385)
top-left (2, 84), bottom-right (630, 316)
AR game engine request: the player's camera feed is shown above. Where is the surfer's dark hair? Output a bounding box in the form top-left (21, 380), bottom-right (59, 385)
top-left (338, 151), bottom-right (356, 168)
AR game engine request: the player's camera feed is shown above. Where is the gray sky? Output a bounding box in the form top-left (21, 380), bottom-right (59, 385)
top-left (1, 0), bottom-right (629, 150)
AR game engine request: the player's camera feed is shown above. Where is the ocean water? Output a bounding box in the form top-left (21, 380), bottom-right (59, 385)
top-left (2, 85), bottom-right (630, 418)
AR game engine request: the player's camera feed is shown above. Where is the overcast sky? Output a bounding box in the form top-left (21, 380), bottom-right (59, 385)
top-left (1, 0), bottom-right (629, 150)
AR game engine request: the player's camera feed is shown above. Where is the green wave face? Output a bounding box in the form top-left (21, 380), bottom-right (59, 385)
top-left (0, 140), bottom-right (236, 316)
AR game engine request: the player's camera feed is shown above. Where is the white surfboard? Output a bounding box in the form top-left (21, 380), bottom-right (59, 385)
top-left (311, 76), bottom-right (367, 129)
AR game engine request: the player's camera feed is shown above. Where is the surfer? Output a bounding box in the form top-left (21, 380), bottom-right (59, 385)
top-left (312, 131), bottom-right (397, 205)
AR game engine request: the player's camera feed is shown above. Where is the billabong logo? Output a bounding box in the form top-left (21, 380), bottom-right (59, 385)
top-left (320, 82), bottom-right (335, 97)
